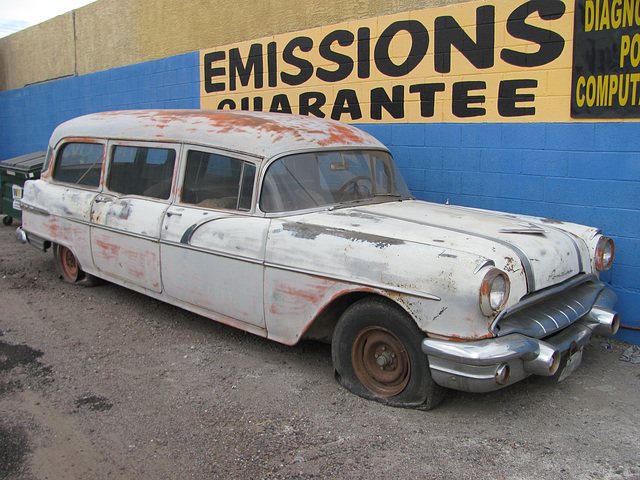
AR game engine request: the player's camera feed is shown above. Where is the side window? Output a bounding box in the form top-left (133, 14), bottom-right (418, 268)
top-left (52, 142), bottom-right (104, 187)
top-left (182, 150), bottom-right (255, 211)
top-left (108, 145), bottom-right (176, 199)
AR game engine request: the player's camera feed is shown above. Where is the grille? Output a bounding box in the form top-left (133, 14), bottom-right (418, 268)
top-left (492, 279), bottom-right (604, 339)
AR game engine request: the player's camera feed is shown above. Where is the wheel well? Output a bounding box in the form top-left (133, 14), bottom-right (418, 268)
top-left (301, 291), bottom-right (401, 343)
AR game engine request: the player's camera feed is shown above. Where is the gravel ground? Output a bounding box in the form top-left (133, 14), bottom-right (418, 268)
top-left (1, 218), bottom-right (639, 480)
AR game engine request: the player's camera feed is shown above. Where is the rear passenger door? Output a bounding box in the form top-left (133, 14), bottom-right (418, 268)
top-left (90, 141), bottom-right (178, 293)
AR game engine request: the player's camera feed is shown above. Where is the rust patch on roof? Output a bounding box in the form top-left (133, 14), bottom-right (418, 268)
top-left (64, 110), bottom-right (381, 158)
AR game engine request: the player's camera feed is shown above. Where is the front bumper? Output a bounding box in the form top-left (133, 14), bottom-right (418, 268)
top-left (421, 287), bottom-right (619, 393)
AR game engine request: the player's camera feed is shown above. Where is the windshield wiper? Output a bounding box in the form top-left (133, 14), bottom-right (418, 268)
top-left (373, 193), bottom-right (414, 201)
top-left (332, 195), bottom-right (411, 209)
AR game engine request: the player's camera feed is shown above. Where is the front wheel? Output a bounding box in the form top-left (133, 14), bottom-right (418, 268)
top-left (332, 297), bottom-right (446, 410)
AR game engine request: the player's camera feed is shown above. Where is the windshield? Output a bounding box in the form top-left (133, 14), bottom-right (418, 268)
top-left (260, 150), bottom-right (412, 213)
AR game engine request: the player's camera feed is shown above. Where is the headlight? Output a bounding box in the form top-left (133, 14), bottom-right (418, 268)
top-left (595, 236), bottom-right (615, 271)
top-left (479, 268), bottom-right (510, 316)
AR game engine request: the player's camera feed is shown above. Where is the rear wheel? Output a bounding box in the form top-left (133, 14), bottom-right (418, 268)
top-left (53, 244), bottom-right (101, 286)
top-left (55, 245), bottom-right (80, 283)
top-left (332, 297), bottom-right (446, 410)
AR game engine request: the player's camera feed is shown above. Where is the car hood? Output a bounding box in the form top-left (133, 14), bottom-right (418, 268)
top-left (281, 200), bottom-right (595, 294)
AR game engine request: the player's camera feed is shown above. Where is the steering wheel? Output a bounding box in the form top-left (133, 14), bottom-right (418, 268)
top-left (336, 176), bottom-right (373, 201)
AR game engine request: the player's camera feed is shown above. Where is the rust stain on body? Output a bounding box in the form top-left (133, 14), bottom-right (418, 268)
top-left (282, 222), bottom-right (403, 248)
top-left (269, 278), bottom-right (335, 315)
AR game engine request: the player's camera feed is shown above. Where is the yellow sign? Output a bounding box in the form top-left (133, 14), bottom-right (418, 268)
top-left (200, 0), bottom-right (575, 123)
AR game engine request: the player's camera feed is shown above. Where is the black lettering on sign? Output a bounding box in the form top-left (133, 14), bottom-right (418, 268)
top-left (270, 94), bottom-right (293, 113)
top-left (498, 79), bottom-right (537, 116)
top-left (501, 0), bottom-right (566, 68)
top-left (317, 30), bottom-right (355, 82)
top-left (218, 99), bottom-right (236, 109)
top-left (452, 81), bottom-right (486, 117)
top-left (300, 92), bottom-right (327, 117)
top-left (409, 83), bottom-right (446, 117)
top-left (434, 5), bottom-right (496, 74)
top-left (331, 89), bottom-right (363, 121)
top-left (241, 97), bottom-right (264, 111)
top-left (375, 20), bottom-right (429, 77)
top-left (229, 44), bottom-right (263, 91)
top-left (268, 42), bottom-right (278, 88)
top-left (281, 37), bottom-right (314, 86)
top-left (371, 86), bottom-right (405, 119)
top-left (204, 51), bottom-right (226, 93)
top-left (358, 27), bottom-right (371, 79)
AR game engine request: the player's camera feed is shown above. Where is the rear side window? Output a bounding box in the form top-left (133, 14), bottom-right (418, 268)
top-left (108, 145), bottom-right (176, 199)
top-left (182, 150), bottom-right (255, 211)
top-left (52, 142), bottom-right (104, 187)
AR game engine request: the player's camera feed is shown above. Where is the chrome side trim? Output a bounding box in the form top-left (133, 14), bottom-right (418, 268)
top-left (19, 202), bottom-right (51, 216)
top-left (160, 239), bottom-right (441, 302)
top-left (263, 261), bottom-right (442, 302)
top-left (473, 259), bottom-right (495, 275)
top-left (160, 239), bottom-right (263, 266)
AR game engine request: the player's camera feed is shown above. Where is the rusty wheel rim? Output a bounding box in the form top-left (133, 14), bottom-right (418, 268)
top-left (59, 246), bottom-right (79, 282)
top-left (351, 327), bottom-right (410, 397)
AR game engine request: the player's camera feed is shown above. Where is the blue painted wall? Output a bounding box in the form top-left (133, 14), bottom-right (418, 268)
top-left (0, 52), bottom-right (200, 158)
top-left (1, 52), bottom-right (638, 344)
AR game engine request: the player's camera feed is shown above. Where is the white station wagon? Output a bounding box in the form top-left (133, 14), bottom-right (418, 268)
top-left (17, 110), bottom-right (619, 409)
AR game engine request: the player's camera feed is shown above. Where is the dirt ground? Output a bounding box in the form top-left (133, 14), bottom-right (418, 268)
top-left (1, 219), bottom-right (639, 480)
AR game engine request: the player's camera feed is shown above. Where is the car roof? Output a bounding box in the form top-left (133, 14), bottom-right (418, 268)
top-left (49, 110), bottom-right (387, 159)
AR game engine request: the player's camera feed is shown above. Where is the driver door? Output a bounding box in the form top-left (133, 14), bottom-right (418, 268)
top-left (160, 147), bottom-right (267, 329)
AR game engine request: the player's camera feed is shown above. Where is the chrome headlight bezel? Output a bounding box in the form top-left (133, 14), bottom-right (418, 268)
top-left (594, 236), bottom-right (615, 272)
top-left (479, 268), bottom-right (510, 316)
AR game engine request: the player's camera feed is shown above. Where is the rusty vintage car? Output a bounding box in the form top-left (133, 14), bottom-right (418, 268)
top-left (16, 110), bottom-right (619, 409)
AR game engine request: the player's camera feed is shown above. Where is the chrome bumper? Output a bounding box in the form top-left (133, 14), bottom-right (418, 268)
top-left (421, 288), bottom-right (619, 393)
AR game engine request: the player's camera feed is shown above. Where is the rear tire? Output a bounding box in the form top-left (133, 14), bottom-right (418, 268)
top-left (53, 244), bottom-right (102, 286)
top-left (332, 297), bottom-right (446, 410)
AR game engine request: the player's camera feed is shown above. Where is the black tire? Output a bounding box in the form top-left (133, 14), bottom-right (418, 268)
top-left (2, 215), bottom-right (13, 226)
top-left (53, 243), bottom-right (102, 286)
top-left (332, 297), bottom-right (446, 410)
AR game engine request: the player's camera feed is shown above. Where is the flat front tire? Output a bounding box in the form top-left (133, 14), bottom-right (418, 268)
top-left (332, 297), bottom-right (446, 410)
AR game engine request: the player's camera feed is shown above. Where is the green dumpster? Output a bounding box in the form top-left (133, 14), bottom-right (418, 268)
top-left (0, 151), bottom-right (46, 226)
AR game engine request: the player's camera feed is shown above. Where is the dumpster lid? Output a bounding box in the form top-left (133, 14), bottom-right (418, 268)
top-left (0, 151), bottom-right (46, 172)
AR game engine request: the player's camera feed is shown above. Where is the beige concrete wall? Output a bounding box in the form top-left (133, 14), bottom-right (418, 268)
top-left (0, 0), bottom-right (472, 92)
top-left (0, 13), bottom-right (77, 91)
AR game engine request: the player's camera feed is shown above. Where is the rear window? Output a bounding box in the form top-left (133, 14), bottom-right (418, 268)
top-left (52, 142), bottom-right (104, 187)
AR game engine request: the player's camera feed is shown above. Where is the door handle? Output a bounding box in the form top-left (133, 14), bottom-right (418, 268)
top-left (166, 211), bottom-right (182, 217)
